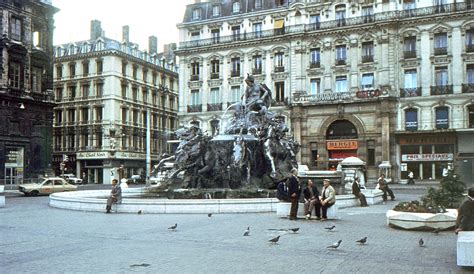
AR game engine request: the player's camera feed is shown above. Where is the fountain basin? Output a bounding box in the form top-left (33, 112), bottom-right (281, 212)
top-left (49, 188), bottom-right (279, 213)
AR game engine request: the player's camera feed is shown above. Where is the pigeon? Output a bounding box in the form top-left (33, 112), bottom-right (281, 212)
top-left (327, 240), bottom-right (342, 249)
top-left (288, 227), bottom-right (300, 233)
top-left (419, 238), bottom-right (424, 247)
top-left (243, 227), bottom-right (250, 236)
top-left (432, 228), bottom-right (441, 234)
top-left (208, 213), bottom-right (212, 217)
top-left (356, 237), bottom-right (367, 244)
top-left (325, 225), bottom-right (336, 231)
top-left (137, 210), bottom-right (142, 214)
top-left (168, 223), bottom-right (177, 230)
top-left (269, 235), bottom-right (281, 244)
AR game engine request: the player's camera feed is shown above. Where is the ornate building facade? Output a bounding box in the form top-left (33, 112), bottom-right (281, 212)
top-left (0, 0), bottom-right (57, 184)
top-left (177, 0), bottom-right (474, 183)
top-left (53, 21), bottom-right (179, 184)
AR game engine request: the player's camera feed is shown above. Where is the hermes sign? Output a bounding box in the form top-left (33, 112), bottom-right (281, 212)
top-left (326, 140), bottom-right (358, 150)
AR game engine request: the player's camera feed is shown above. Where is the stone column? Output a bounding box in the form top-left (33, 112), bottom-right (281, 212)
top-left (381, 114), bottom-right (390, 162)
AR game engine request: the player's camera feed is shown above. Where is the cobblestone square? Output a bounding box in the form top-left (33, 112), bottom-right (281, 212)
top-left (0, 193), bottom-right (472, 273)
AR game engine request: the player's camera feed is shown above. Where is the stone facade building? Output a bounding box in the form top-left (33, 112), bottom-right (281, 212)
top-left (177, 0), bottom-right (474, 183)
top-left (0, 0), bottom-right (57, 184)
top-left (53, 21), bottom-right (179, 184)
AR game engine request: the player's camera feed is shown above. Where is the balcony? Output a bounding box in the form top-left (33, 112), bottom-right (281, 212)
top-left (230, 70), bottom-right (241, 77)
top-left (274, 66), bottom-right (285, 73)
top-left (309, 61), bottom-right (320, 68)
top-left (462, 84), bottom-right (474, 93)
top-left (190, 75), bottom-right (200, 81)
top-left (335, 58), bottom-right (346, 66)
top-left (252, 68), bottom-right (262, 75)
top-left (187, 104), bottom-right (202, 113)
top-left (466, 44), bottom-right (474, 53)
top-left (434, 47), bottom-right (447, 56)
top-left (400, 87), bottom-right (422, 97)
top-left (207, 103), bottom-right (222, 111)
top-left (361, 55), bottom-right (374, 63)
top-left (430, 85), bottom-right (453, 96)
top-left (179, 3), bottom-right (473, 50)
top-left (210, 73), bottom-right (220, 79)
top-left (403, 50), bottom-right (417, 59)
top-left (363, 15), bottom-right (375, 23)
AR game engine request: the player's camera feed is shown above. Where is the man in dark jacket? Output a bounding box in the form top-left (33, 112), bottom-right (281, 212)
top-left (288, 168), bottom-right (300, 220)
top-left (303, 179), bottom-right (321, 219)
top-left (352, 177), bottom-right (368, 207)
top-left (455, 188), bottom-right (474, 234)
top-left (276, 179), bottom-right (290, 202)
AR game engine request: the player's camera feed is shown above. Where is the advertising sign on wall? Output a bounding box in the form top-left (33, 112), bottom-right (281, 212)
top-left (401, 153), bottom-right (454, 162)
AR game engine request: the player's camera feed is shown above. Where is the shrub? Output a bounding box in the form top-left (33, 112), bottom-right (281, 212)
top-left (393, 169), bottom-right (466, 213)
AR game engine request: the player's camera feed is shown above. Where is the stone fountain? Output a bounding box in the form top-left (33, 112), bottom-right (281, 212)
top-left (149, 75), bottom-right (300, 198)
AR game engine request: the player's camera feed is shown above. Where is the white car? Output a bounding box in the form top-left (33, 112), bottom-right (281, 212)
top-left (18, 177), bottom-right (77, 196)
top-left (62, 174), bottom-right (83, 185)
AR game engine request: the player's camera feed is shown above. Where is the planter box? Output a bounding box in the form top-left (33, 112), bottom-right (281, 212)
top-left (386, 209), bottom-right (457, 230)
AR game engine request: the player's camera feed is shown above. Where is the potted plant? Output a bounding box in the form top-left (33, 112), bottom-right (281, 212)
top-left (387, 170), bottom-right (466, 230)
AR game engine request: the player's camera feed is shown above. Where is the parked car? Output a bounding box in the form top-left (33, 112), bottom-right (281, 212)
top-left (18, 177), bottom-right (77, 196)
top-left (62, 174), bottom-right (83, 185)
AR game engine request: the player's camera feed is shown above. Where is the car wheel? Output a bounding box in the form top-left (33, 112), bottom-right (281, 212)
top-left (30, 190), bottom-right (39, 196)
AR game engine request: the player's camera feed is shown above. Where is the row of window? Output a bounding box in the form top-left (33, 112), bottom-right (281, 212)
top-left (404, 105), bottom-right (474, 130)
top-left (192, 0), bottom-right (276, 20)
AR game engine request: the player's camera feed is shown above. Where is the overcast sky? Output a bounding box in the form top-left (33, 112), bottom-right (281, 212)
top-left (52, 0), bottom-right (194, 51)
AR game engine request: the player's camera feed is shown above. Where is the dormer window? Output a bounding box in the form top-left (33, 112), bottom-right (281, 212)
top-left (255, 0), bottom-right (262, 9)
top-left (192, 8), bottom-right (201, 20)
top-left (232, 1), bottom-right (240, 13)
top-left (212, 5), bottom-right (220, 16)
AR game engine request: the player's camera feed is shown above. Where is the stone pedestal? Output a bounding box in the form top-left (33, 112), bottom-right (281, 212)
top-left (457, 231), bottom-right (474, 266)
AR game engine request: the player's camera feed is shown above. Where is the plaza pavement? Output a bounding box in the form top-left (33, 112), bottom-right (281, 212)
top-left (0, 193), bottom-right (472, 273)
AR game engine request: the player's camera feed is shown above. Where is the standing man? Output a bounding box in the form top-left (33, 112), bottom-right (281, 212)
top-left (106, 179), bottom-right (122, 213)
top-left (304, 179), bottom-right (321, 219)
top-left (377, 173), bottom-right (395, 201)
top-left (455, 188), bottom-right (474, 234)
top-left (352, 177), bottom-right (368, 207)
top-left (407, 170), bottom-right (415, 185)
top-left (320, 179), bottom-right (336, 220)
top-left (288, 168), bottom-right (300, 220)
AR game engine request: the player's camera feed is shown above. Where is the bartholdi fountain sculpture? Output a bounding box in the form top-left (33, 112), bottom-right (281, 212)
top-left (151, 74), bottom-right (300, 192)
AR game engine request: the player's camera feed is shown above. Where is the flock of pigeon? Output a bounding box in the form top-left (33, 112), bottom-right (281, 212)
top-left (138, 210), bottom-right (439, 249)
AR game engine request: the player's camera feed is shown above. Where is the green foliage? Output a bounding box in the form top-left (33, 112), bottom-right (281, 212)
top-left (394, 169), bottom-right (466, 213)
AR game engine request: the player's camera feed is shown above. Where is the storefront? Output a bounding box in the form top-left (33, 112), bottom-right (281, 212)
top-left (398, 134), bottom-right (456, 180)
top-left (4, 146), bottom-right (24, 184)
top-left (327, 140), bottom-right (358, 170)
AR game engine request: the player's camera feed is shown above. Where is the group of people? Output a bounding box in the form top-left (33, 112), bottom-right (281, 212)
top-left (277, 172), bottom-right (400, 219)
top-left (278, 168), bottom-right (336, 220)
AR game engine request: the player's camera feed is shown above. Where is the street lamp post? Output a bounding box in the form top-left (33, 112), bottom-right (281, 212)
top-left (146, 108), bottom-right (151, 186)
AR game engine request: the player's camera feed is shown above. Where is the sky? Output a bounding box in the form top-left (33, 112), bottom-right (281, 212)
top-left (52, 0), bottom-right (194, 51)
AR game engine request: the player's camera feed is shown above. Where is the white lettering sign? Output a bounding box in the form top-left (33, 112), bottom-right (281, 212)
top-left (402, 153), bottom-right (453, 162)
top-left (77, 151), bottom-right (109, 159)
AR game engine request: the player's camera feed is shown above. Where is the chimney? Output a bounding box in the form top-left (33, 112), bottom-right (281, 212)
top-left (122, 25), bottom-right (130, 44)
top-left (148, 35), bottom-right (158, 54)
top-left (90, 20), bottom-right (102, 40)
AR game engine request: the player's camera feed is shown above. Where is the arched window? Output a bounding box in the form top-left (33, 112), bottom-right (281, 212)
top-left (435, 106), bottom-right (449, 129)
top-left (326, 120), bottom-right (358, 140)
top-left (405, 108), bottom-right (418, 131)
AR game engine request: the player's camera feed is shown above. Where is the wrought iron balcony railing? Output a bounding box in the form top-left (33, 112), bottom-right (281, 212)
top-left (252, 68), bottom-right (262, 75)
top-left (361, 55), bottom-right (374, 63)
top-left (207, 103), bottom-right (222, 111)
top-left (178, 3), bottom-right (472, 50)
top-left (210, 73), bottom-right (220, 79)
top-left (190, 75), bottom-right (200, 81)
top-left (434, 47), bottom-right (447, 55)
top-left (466, 44), bottom-right (474, 52)
top-left (187, 104), bottom-right (202, 113)
top-left (400, 87), bottom-right (422, 97)
top-left (462, 83), bottom-right (474, 93)
top-left (230, 70), bottom-right (241, 77)
top-left (309, 61), bottom-right (320, 68)
top-left (274, 66), bottom-right (285, 73)
top-left (403, 50), bottom-right (417, 59)
top-left (430, 85), bottom-right (453, 95)
top-left (335, 58), bottom-right (346, 66)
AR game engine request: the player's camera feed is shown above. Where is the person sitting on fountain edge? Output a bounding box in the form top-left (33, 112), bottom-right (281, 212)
top-left (304, 179), bottom-right (321, 219)
top-left (319, 179), bottom-right (336, 221)
top-left (352, 177), bottom-right (368, 207)
top-left (276, 179), bottom-right (290, 202)
top-left (106, 179), bottom-right (122, 213)
top-left (376, 173), bottom-right (395, 201)
top-left (455, 187), bottom-right (474, 234)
